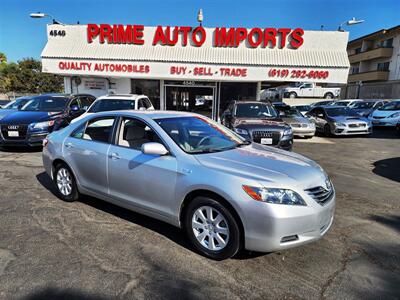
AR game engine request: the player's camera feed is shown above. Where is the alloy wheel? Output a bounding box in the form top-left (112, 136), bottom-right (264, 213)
top-left (192, 206), bottom-right (230, 251)
top-left (56, 167), bottom-right (72, 196)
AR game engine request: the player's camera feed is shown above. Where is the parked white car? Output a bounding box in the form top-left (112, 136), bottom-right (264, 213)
top-left (369, 100), bottom-right (400, 126)
top-left (283, 83), bottom-right (340, 99)
top-left (71, 94), bottom-right (154, 123)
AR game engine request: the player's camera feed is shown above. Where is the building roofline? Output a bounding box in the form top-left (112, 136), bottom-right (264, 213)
top-left (348, 25), bottom-right (400, 46)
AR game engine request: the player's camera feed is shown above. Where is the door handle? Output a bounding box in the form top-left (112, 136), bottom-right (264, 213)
top-left (65, 142), bottom-right (73, 148)
top-left (109, 152), bottom-right (121, 160)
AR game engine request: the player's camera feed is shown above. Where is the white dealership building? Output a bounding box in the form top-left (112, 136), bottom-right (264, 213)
top-left (41, 23), bottom-right (350, 119)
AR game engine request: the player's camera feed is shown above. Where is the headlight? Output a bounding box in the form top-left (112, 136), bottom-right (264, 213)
top-left (283, 128), bottom-right (292, 136)
top-left (309, 122), bottom-right (316, 128)
top-left (234, 127), bottom-right (248, 135)
top-left (31, 120), bottom-right (55, 130)
top-left (334, 122), bottom-right (346, 127)
top-left (242, 185), bottom-right (306, 205)
top-left (388, 112), bottom-right (400, 118)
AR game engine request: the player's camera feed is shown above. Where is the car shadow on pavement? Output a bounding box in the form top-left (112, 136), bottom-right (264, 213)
top-left (0, 146), bottom-right (42, 153)
top-left (372, 157), bottom-right (400, 183)
top-left (36, 171), bottom-right (268, 260)
top-left (369, 214), bottom-right (400, 233)
top-left (22, 287), bottom-right (107, 300)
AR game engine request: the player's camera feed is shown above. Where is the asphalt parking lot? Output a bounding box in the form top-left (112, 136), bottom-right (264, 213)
top-left (0, 129), bottom-right (399, 300)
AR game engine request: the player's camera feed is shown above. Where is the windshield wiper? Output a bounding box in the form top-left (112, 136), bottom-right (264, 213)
top-left (236, 140), bottom-right (251, 147)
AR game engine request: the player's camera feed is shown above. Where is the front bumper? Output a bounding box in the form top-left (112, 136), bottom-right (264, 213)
top-left (237, 132), bottom-right (293, 151)
top-left (0, 130), bottom-right (49, 147)
top-left (331, 126), bottom-right (372, 135)
top-left (241, 191), bottom-right (335, 252)
top-left (370, 117), bottom-right (399, 127)
top-left (292, 127), bottom-right (316, 137)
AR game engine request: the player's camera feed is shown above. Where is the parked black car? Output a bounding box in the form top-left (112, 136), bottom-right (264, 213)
top-left (221, 100), bottom-right (293, 150)
top-left (0, 93), bottom-right (95, 147)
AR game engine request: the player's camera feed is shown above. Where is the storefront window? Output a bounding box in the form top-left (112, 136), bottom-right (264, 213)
top-left (131, 79), bottom-right (160, 109)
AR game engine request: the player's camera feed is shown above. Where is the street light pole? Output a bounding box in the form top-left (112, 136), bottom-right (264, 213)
top-left (338, 17), bottom-right (364, 31)
top-left (29, 12), bottom-right (65, 25)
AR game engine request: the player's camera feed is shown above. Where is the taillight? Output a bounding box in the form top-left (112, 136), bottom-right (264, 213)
top-left (42, 138), bottom-right (49, 147)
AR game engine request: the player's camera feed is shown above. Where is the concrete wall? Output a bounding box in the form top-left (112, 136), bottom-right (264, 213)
top-left (341, 80), bottom-right (400, 99)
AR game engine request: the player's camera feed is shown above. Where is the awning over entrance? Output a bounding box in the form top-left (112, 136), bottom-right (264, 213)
top-left (41, 24), bottom-right (350, 83)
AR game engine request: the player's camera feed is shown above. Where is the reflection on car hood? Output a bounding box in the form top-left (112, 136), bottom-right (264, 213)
top-left (0, 109), bottom-right (17, 120)
top-left (372, 109), bottom-right (400, 117)
top-left (0, 111), bottom-right (63, 125)
top-left (328, 115), bottom-right (369, 123)
top-left (233, 118), bottom-right (288, 130)
top-left (194, 143), bottom-right (326, 188)
top-left (281, 116), bottom-right (310, 125)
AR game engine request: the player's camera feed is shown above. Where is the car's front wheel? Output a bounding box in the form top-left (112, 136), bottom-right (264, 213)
top-left (184, 196), bottom-right (241, 260)
top-left (53, 163), bottom-right (79, 202)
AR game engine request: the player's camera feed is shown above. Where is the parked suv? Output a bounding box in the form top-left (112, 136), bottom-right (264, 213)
top-left (221, 100), bottom-right (293, 150)
top-left (71, 94), bottom-right (154, 124)
top-left (0, 94), bottom-right (95, 147)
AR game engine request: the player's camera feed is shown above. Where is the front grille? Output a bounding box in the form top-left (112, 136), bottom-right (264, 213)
top-left (251, 130), bottom-right (281, 145)
top-left (0, 124), bottom-right (28, 140)
top-left (291, 123), bottom-right (309, 128)
top-left (348, 123), bottom-right (366, 128)
top-left (305, 186), bottom-right (334, 205)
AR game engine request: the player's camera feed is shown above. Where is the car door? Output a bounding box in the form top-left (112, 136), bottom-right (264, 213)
top-left (301, 83), bottom-right (314, 97)
top-left (107, 116), bottom-right (178, 217)
top-left (64, 116), bottom-right (117, 195)
top-left (314, 108), bottom-right (328, 129)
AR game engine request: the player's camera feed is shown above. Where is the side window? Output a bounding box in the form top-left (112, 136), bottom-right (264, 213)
top-left (376, 102), bottom-right (383, 108)
top-left (79, 97), bottom-right (95, 110)
top-left (82, 117), bottom-right (116, 143)
top-left (71, 123), bottom-right (86, 139)
top-left (117, 118), bottom-right (162, 150)
top-left (69, 98), bottom-right (79, 109)
top-left (307, 108), bottom-right (316, 116)
top-left (143, 97), bottom-right (152, 109)
top-left (303, 83), bottom-right (312, 88)
top-left (138, 99), bottom-right (146, 110)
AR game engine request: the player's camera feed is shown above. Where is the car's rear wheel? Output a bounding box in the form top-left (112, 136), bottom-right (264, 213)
top-left (184, 196), bottom-right (241, 260)
top-left (54, 163), bottom-right (79, 202)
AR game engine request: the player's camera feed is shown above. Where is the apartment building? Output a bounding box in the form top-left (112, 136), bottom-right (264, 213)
top-left (343, 25), bottom-right (400, 99)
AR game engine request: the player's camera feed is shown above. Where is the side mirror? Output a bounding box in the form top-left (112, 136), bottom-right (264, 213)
top-left (141, 142), bottom-right (168, 156)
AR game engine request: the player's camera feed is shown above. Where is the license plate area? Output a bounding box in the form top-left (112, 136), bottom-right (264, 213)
top-left (8, 131), bottom-right (19, 137)
top-left (261, 138), bottom-right (273, 145)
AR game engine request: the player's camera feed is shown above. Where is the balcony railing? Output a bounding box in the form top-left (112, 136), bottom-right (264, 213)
top-left (348, 70), bottom-right (389, 82)
top-left (348, 47), bottom-right (393, 64)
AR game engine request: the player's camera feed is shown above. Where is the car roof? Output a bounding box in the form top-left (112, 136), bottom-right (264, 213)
top-left (96, 94), bottom-right (145, 100)
top-left (89, 110), bottom-right (202, 120)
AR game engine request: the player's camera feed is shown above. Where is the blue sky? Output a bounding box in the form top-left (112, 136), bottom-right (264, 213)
top-left (0, 0), bottom-right (399, 62)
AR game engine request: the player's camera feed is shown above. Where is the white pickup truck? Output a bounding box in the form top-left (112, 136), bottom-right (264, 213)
top-left (283, 83), bottom-right (341, 99)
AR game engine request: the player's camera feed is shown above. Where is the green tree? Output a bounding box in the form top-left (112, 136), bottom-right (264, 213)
top-left (0, 56), bottom-right (64, 94)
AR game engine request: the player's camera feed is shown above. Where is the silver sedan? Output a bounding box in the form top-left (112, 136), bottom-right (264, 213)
top-left (42, 111), bottom-right (335, 260)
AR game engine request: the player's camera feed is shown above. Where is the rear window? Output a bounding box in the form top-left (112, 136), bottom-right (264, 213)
top-left (88, 99), bottom-right (136, 113)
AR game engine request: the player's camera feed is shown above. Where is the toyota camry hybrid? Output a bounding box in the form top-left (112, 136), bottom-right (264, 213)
top-left (42, 111), bottom-right (335, 260)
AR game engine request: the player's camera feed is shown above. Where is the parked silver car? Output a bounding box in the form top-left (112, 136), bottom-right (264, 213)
top-left (275, 105), bottom-right (316, 138)
top-left (42, 111), bottom-right (335, 260)
top-left (306, 106), bottom-right (372, 136)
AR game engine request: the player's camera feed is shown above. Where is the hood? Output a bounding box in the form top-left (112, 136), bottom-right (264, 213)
top-left (281, 116), bottom-right (310, 125)
top-left (328, 115), bottom-right (369, 123)
top-left (372, 109), bottom-right (400, 117)
top-left (233, 118), bottom-right (289, 130)
top-left (0, 111), bottom-right (63, 125)
top-left (194, 143), bottom-right (327, 189)
top-left (0, 109), bottom-right (17, 120)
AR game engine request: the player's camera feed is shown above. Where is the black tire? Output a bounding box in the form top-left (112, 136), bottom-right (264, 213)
top-left (324, 92), bottom-right (334, 99)
top-left (324, 124), bottom-right (331, 137)
top-left (184, 196), bottom-right (241, 260)
top-left (53, 162), bottom-right (79, 202)
top-left (289, 92), bottom-right (297, 99)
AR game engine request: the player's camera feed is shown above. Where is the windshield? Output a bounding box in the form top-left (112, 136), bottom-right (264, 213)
top-left (156, 116), bottom-right (247, 154)
top-left (325, 107), bottom-right (359, 117)
top-left (350, 101), bottom-right (375, 109)
top-left (378, 101), bottom-right (400, 111)
top-left (335, 101), bottom-right (350, 106)
top-left (88, 99), bottom-right (136, 113)
top-left (3, 98), bottom-right (31, 109)
top-left (21, 97), bottom-right (69, 112)
top-left (278, 108), bottom-right (303, 118)
top-left (235, 103), bottom-right (278, 119)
